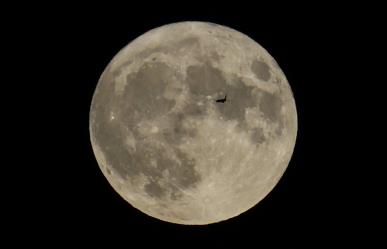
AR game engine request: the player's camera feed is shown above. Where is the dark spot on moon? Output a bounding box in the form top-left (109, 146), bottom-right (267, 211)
top-left (144, 180), bottom-right (165, 198)
top-left (215, 78), bottom-right (257, 126)
top-left (259, 91), bottom-right (283, 123)
top-left (251, 60), bottom-right (271, 81)
top-left (250, 127), bottom-right (265, 144)
top-left (121, 61), bottom-right (176, 121)
top-left (186, 63), bottom-right (226, 96)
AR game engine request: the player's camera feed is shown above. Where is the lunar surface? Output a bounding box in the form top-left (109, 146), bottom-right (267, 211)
top-left (89, 22), bottom-right (297, 225)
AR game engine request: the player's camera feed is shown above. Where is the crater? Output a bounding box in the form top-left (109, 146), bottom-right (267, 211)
top-left (251, 60), bottom-right (271, 81)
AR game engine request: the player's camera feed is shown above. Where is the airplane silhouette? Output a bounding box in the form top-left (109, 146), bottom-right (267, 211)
top-left (216, 94), bottom-right (227, 103)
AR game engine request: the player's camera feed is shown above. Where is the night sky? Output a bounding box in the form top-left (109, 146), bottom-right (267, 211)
top-left (6, 2), bottom-right (380, 247)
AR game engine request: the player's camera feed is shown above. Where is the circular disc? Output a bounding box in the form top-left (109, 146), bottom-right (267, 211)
top-left (89, 21), bottom-right (297, 225)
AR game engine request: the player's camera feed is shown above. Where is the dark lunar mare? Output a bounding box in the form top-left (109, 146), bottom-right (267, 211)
top-left (251, 59), bottom-right (271, 81)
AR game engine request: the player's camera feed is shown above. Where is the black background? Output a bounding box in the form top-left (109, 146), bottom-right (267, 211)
top-left (6, 2), bottom-right (382, 247)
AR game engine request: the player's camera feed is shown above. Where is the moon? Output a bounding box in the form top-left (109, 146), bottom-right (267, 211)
top-left (89, 22), bottom-right (297, 225)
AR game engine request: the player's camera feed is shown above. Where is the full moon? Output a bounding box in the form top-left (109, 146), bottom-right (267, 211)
top-left (89, 22), bottom-right (297, 225)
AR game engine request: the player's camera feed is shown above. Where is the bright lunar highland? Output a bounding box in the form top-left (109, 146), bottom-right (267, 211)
top-left (90, 22), bottom-right (297, 225)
